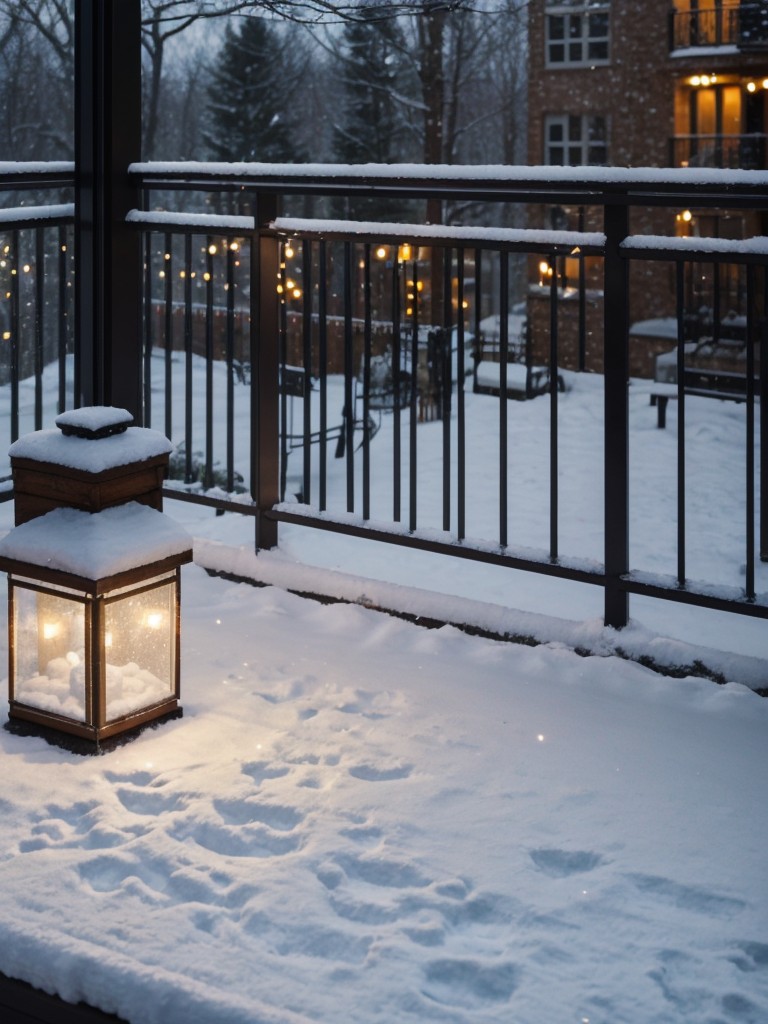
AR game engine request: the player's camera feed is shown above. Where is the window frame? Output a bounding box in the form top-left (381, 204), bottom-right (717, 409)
top-left (545, 3), bottom-right (611, 68)
top-left (544, 113), bottom-right (609, 166)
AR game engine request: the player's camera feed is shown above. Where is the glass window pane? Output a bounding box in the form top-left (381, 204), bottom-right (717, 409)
top-left (549, 122), bottom-right (564, 142)
top-left (549, 15), bottom-right (565, 39)
top-left (549, 43), bottom-right (565, 61)
top-left (588, 40), bottom-right (609, 60)
top-left (105, 582), bottom-right (175, 722)
top-left (589, 12), bottom-right (609, 37)
top-left (13, 587), bottom-right (86, 722)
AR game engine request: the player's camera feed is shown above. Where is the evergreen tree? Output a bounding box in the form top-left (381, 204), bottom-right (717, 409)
top-left (333, 6), bottom-right (416, 165)
top-left (203, 17), bottom-right (301, 163)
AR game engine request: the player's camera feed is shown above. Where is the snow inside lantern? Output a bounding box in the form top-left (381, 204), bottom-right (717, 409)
top-left (0, 408), bottom-right (192, 749)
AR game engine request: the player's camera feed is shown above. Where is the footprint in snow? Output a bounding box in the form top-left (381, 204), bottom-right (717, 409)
top-left (348, 763), bottom-right (413, 782)
top-left (240, 760), bottom-right (290, 785)
top-left (628, 873), bottom-right (746, 917)
top-left (421, 959), bottom-right (519, 1008)
top-left (529, 848), bottom-right (603, 877)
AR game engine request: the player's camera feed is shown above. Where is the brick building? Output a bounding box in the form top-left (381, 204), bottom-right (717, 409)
top-left (526, 0), bottom-right (768, 377)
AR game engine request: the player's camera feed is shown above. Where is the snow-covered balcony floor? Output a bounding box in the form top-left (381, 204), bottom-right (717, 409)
top-left (0, 549), bottom-right (765, 1024)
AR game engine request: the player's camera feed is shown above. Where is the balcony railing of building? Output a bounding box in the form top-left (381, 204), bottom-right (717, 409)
top-left (1, 160), bottom-right (767, 636)
top-left (671, 132), bottom-right (768, 169)
top-left (670, 2), bottom-right (768, 50)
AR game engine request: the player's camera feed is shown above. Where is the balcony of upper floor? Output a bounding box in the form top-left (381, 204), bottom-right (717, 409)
top-left (670, 130), bottom-right (767, 165)
top-left (670, 1), bottom-right (768, 52)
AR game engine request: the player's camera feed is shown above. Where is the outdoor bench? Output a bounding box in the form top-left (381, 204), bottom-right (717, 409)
top-left (650, 368), bottom-right (759, 428)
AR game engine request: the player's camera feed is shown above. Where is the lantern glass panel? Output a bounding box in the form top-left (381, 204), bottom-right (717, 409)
top-left (13, 586), bottom-right (87, 721)
top-left (104, 580), bottom-right (175, 722)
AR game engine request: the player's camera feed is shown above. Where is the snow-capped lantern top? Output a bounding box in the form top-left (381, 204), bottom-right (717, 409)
top-left (55, 405), bottom-right (134, 440)
top-left (9, 407), bottom-right (174, 526)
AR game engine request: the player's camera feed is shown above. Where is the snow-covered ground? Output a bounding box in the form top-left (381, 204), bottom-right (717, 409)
top-left (0, 357), bottom-right (765, 1023)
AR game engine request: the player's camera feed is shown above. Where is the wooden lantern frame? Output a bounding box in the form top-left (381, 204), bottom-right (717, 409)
top-left (1, 548), bottom-right (190, 747)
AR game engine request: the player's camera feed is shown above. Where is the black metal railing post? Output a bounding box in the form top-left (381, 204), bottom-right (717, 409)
top-left (253, 193), bottom-right (280, 550)
top-left (74, 0), bottom-right (142, 418)
top-left (603, 200), bottom-right (630, 628)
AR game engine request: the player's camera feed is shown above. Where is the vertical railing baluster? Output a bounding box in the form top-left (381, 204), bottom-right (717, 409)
top-left (34, 227), bottom-right (44, 431)
top-left (392, 256), bottom-right (401, 523)
top-left (278, 245), bottom-right (288, 502)
top-left (58, 226), bottom-right (68, 414)
top-left (745, 262), bottom-right (756, 601)
top-left (226, 238), bottom-right (235, 493)
top-left (142, 229), bottom-right (152, 426)
top-left (409, 261), bottom-right (419, 532)
top-left (578, 206), bottom-right (586, 372)
top-left (10, 230), bottom-right (19, 441)
top-left (549, 250), bottom-right (559, 561)
top-left (204, 236), bottom-right (214, 489)
top-left (343, 241), bottom-right (355, 513)
top-left (603, 201), bottom-right (630, 628)
top-left (457, 248), bottom-right (466, 541)
top-left (164, 232), bottom-right (173, 442)
top-left (362, 243), bottom-right (372, 521)
top-left (499, 251), bottom-right (509, 548)
top-left (184, 232), bottom-right (193, 483)
top-left (442, 247), bottom-right (452, 534)
top-left (302, 239), bottom-right (312, 504)
top-left (318, 240), bottom-right (328, 512)
top-left (760, 264), bottom-right (768, 562)
top-left (676, 260), bottom-right (686, 587)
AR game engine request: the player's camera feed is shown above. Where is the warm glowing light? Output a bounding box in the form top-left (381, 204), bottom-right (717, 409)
top-left (680, 209), bottom-right (692, 222)
top-left (230, 241), bottom-right (239, 252)
top-left (763, 79), bottom-right (768, 90)
top-left (284, 244), bottom-right (295, 259)
top-left (164, 252), bottom-right (171, 261)
top-left (285, 278), bottom-right (296, 290)
top-left (276, 283), bottom-right (284, 294)
top-left (203, 271), bottom-right (211, 281)
top-left (104, 631), bottom-right (113, 649)
top-left (399, 244), bottom-right (412, 262)
top-left (375, 246), bottom-right (387, 259)
top-left (747, 81), bottom-right (757, 93)
top-left (700, 74), bottom-right (711, 87)
top-left (462, 300), bottom-right (469, 309)
top-left (158, 270), bottom-right (166, 279)
top-left (537, 734), bottom-right (545, 742)
top-left (406, 306), bottom-right (413, 315)
top-left (2, 332), bottom-right (10, 341)
top-left (145, 611), bottom-right (163, 630)
top-left (179, 270), bottom-right (186, 279)
top-left (42, 621), bottom-right (60, 641)
top-left (416, 280), bottom-right (424, 292)
top-left (690, 75), bottom-right (701, 86)
top-left (292, 287), bottom-right (302, 299)
top-left (208, 244), bottom-right (217, 255)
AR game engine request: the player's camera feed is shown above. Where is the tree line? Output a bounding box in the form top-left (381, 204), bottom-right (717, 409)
top-left (0, 0), bottom-right (527, 171)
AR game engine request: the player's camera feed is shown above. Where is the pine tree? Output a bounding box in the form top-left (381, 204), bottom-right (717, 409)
top-left (333, 7), bottom-right (415, 166)
top-left (203, 17), bottom-right (300, 163)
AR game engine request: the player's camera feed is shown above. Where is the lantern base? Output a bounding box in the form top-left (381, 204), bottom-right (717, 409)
top-left (4, 706), bottom-right (183, 756)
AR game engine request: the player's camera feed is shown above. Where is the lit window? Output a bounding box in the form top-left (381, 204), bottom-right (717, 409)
top-left (546, 4), bottom-right (610, 67)
top-left (545, 114), bottom-right (608, 166)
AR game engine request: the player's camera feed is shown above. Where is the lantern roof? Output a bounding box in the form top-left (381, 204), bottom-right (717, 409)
top-left (0, 502), bottom-right (192, 580)
top-left (55, 405), bottom-right (134, 439)
top-left (8, 425), bottom-right (173, 474)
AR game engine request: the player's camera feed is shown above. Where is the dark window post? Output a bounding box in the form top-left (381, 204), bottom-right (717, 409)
top-left (603, 200), bottom-right (630, 628)
top-left (252, 193), bottom-right (280, 550)
top-left (74, 0), bottom-right (142, 419)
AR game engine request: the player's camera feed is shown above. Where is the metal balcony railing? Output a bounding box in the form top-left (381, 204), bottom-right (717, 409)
top-left (670, 3), bottom-right (768, 50)
top-left (1, 162), bottom-right (766, 633)
top-left (671, 133), bottom-right (768, 169)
